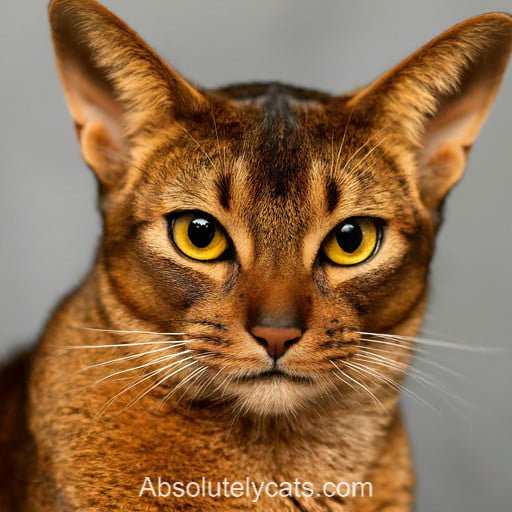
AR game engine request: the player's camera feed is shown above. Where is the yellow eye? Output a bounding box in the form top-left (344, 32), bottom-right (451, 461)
top-left (170, 212), bottom-right (228, 261)
top-left (322, 217), bottom-right (380, 266)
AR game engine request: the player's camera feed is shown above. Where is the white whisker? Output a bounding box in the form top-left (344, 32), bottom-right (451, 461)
top-left (359, 336), bottom-right (415, 351)
top-left (92, 350), bottom-right (193, 385)
top-left (356, 350), bottom-right (452, 389)
top-left (75, 346), bottom-right (190, 373)
top-left (345, 133), bottom-right (389, 173)
top-left (340, 130), bottom-right (389, 176)
top-left (74, 326), bottom-right (186, 336)
top-left (333, 105), bottom-right (356, 175)
top-left (124, 359), bottom-right (202, 411)
top-left (190, 366), bottom-right (225, 402)
top-left (180, 125), bottom-right (220, 174)
top-left (358, 331), bottom-right (505, 353)
top-left (331, 360), bottom-right (387, 413)
top-left (344, 359), bottom-right (441, 416)
top-left (359, 344), bottom-right (467, 380)
top-left (161, 365), bottom-right (210, 407)
top-left (96, 355), bottom-right (199, 416)
top-left (64, 340), bottom-right (192, 349)
top-left (354, 352), bottom-right (474, 413)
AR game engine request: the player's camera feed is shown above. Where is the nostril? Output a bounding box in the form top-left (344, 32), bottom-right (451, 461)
top-left (284, 336), bottom-right (301, 349)
top-left (254, 336), bottom-right (269, 349)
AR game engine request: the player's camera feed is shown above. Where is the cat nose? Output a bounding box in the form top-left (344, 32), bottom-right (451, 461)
top-left (250, 326), bottom-right (303, 360)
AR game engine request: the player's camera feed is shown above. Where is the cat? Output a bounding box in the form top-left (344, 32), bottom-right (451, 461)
top-left (0, 0), bottom-right (510, 510)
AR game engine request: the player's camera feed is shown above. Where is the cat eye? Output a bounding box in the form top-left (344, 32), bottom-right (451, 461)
top-left (322, 217), bottom-right (381, 266)
top-left (168, 212), bottom-right (228, 261)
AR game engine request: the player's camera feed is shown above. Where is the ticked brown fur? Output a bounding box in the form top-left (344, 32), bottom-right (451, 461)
top-left (1, 1), bottom-right (511, 510)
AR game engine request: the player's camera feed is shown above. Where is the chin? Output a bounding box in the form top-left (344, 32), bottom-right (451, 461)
top-left (228, 377), bottom-right (324, 417)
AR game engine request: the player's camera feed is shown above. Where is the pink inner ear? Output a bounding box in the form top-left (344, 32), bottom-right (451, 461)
top-left (59, 59), bottom-right (129, 186)
top-left (63, 60), bottom-right (126, 149)
top-left (417, 86), bottom-right (489, 211)
top-left (421, 83), bottom-right (491, 163)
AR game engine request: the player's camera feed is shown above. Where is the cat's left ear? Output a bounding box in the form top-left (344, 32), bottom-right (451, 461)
top-left (48, 0), bottom-right (207, 188)
top-left (351, 13), bottom-right (512, 213)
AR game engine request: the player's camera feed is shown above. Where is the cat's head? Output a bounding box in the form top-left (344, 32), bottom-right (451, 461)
top-left (49, 0), bottom-right (511, 415)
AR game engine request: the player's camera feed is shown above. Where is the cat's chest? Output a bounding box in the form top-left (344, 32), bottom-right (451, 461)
top-left (31, 400), bottom-right (379, 511)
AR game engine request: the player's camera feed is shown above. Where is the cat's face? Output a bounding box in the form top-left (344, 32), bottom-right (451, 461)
top-left (101, 92), bottom-right (432, 414)
top-left (49, 1), bottom-right (511, 415)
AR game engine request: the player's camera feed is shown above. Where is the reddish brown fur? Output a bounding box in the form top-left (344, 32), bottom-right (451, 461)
top-left (1, 1), bottom-right (511, 510)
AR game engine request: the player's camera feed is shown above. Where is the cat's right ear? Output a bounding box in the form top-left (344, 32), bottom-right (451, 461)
top-left (48, 0), bottom-right (207, 188)
top-left (348, 13), bottom-right (512, 216)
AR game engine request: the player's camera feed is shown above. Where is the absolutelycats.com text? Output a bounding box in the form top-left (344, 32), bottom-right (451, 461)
top-left (139, 476), bottom-right (373, 503)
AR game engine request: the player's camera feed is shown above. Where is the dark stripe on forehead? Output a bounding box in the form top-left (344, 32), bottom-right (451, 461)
top-left (263, 83), bottom-right (298, 130)
top-left (250, 84), bottom-right (310, 199)
top-left (216, 173), bottom-right (232, 210)
top-left (325, 176), bottom-right (340, 213)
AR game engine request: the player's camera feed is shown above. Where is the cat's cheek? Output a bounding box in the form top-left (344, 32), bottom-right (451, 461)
top-left (316, 232), bottom-right (432, 331)
top-left (101, 242), bottom-right (216, 322)
top-left (123, 221), bottom-right (233, 309)
top-left (101, 254), bottom-right (203, 321)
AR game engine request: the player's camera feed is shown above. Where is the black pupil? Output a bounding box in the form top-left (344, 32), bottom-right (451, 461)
top-left (335, 221), bottom-right (363, 253)
top-left (188, 217), bottom-right (216, 248)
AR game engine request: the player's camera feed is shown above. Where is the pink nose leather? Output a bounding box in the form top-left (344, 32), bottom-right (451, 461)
top-left (250, 326), bottom-right (302, 360)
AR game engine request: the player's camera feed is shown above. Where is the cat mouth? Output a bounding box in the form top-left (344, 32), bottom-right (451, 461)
top-left (237, 369), bottom-right (313, 385)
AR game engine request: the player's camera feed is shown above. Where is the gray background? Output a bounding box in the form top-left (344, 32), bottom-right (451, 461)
top-left (1, 1), bottom-right (511, 510)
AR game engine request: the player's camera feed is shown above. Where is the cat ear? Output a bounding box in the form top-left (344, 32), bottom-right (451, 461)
top-left (48, 0), bottom-right (207, 187)
top-left (350, 13), bottom-right (512, 213)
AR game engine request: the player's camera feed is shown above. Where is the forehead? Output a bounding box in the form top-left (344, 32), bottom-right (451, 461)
top-left (133, 83), bottom-right (418, 240)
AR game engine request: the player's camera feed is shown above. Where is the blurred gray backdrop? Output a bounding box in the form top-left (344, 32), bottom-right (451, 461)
top-left (1, 1), bottom-right (511, 510)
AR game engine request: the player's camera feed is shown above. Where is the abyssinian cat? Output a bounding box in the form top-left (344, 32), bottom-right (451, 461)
top-left (1, 0), bottom-right (511, 510)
